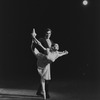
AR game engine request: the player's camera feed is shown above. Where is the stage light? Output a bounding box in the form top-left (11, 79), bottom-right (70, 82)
top-left (83, 0), bottom-right (88, 6)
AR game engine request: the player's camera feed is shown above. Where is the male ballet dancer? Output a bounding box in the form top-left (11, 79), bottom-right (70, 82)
top-left (37, 28), bottom-right (54, 98)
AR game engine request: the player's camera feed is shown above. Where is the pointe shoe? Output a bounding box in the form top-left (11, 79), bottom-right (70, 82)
top-left (42, 91), bottom-right (46, 100)
top-left (43, 93), bottom-right (46, 100)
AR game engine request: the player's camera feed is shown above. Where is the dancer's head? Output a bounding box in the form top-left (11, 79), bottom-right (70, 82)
top-left (45, 28), bottom-right (52, 39)
top-left (51, 43), bottom-right (59, 51)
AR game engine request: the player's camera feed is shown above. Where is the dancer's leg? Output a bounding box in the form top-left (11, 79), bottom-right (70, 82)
top-left (41, 78), bottom-right (46, 99)
top-left (36, 80), bottom-right (43, 96)
top-left (45, 80), bottom-right (50, 98)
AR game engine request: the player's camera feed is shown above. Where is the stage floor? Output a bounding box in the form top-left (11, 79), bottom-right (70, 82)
top-left (0, 79), bottom-right (99, 100)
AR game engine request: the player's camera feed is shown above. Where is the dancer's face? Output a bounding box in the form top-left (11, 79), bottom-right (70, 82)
top-left (54, 44), bottom-right (59, 50)
top-left (45, 32), bottom-right (51, 39)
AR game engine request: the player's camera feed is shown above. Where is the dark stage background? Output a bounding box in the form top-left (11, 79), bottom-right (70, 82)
top-left (0, 0), bottom-right (100, 83)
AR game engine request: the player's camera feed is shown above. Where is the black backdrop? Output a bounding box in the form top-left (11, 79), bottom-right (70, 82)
top-left (0, 0), bottom-right (100, 81)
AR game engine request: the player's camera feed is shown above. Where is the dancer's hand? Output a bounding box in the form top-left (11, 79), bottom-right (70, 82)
top-left (32, 39), bottom-right (36, 44)
top-left (64, 50), bottom-right (68, 55)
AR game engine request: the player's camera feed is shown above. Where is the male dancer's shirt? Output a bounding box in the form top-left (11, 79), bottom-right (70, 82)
top-left (39, 38), bottom-right (54, 48)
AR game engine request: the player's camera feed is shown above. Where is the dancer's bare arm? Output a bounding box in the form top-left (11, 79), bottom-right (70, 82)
top-left (57, 50), bottom-right (68, 57)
